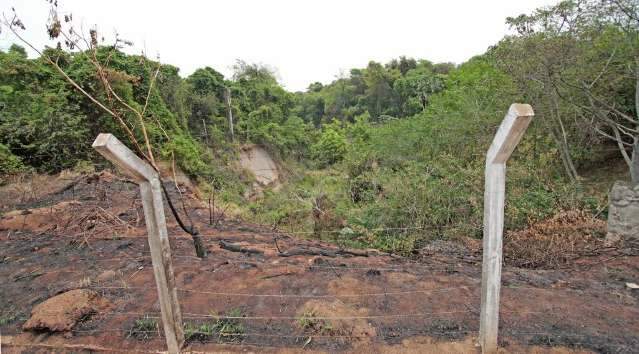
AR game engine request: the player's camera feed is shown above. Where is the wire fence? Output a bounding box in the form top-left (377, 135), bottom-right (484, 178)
top-left (1, 172), bottom-right (638, 352)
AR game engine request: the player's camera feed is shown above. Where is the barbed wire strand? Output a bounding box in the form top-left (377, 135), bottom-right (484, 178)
top-left (2, 327), bottom-right (634, 348)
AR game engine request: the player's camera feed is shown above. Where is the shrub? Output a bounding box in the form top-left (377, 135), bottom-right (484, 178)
top-left (311, 125), bottom-right (347, 167)
top-left (0, 144), bottom-right (28, 175)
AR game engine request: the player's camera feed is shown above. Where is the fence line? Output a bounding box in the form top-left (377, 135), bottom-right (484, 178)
top-left (69, 328), bottom-right (479, 339)
top-left (3, 227), bottom-right (445, 239)
top-left (3, 246), bottom-right (636, 299)
top-left (2, 309), bottom-right (474, 321)
top-left (5, 225), bottom-right (459, 238)
top-left (4, 256), bottom-right (637, 299)
top-left (6, 306), bottom-right (638, 330)
top-left (3, 326), bottom-right (634, 346)
top-left (2, 128), bottom-right (637, 353)
top-left (177, 286), bottom-right (471, 298)
top-left (1, 252), bottom-right (474, 275)
top-left (83, 284), bottom-right (475, 299)
top-left (198, 226), bottom-right (449, 236)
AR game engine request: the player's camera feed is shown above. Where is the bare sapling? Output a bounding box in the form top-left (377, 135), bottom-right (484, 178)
top-left (1, 2), bottom-right (206, 258)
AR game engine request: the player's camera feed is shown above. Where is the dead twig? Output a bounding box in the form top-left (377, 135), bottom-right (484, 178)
top-left (259, 272), bottom-right (295, 280)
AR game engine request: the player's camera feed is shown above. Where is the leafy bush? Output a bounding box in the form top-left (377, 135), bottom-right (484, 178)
top-left (161, 134), bottom-right (210, 177)
top-left (0, 144), bottom-right (28, 175)
top-left (311, 122), bottom-right (347, 167)
top-left (246, 58), bottom-right (598, 255)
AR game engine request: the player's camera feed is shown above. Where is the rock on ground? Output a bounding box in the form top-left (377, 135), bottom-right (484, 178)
top-left (22, 289), bottom-right (109, 332)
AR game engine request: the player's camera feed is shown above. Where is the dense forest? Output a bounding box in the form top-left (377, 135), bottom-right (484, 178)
top-left (1, 0), bottom-right (637, 254)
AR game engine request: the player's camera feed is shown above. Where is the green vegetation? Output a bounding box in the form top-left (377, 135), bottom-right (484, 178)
top-left (246, 0), bottom-right (637, 253)
top-left (128, 315), bottom-right (159, 340)
top-left (0, 310), bottom-right (19, 326)
top-left (0, 0), bottom-right (636, 254)
top-left (184, 308), bottom-right (245, 343)
top-left (297, 310), bottom-right (334, 334)
top-left (247, 56), bottom-right (602, 253)
top-left (0, 143), bottom-right (28, 176)
top-left (183, 321), bottom-right (217, 342)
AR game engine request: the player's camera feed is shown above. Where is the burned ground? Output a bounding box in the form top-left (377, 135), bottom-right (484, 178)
top-left (0, 172), bottom-right (638, 353)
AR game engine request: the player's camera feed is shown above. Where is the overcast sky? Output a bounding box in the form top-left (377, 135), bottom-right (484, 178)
top-left (0, 0), bottom-right (557, 91)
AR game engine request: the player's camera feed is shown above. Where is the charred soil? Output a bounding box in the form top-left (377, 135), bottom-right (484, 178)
top-left (0, 172), bottom-right (637, 353)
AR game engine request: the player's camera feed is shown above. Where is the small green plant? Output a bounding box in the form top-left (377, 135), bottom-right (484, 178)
top-left (297, 310), bottom-right (333, 334)
top-left (184, 321), bottom-right (216, 342)
top-left (214, 308), bottom-right (245, 342)
top-left (183, 308), bottom-right (245, 343)
top-left (128, 315), bottom-right (158, 340)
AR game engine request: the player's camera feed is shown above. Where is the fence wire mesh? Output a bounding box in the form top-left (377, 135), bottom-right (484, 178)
top-left (1, 171), bottom-right (638, 353)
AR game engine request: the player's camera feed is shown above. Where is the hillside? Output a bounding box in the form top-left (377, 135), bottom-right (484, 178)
top-left (1, 172), bottom-right (638, 353)
top-left (1, 0), bottom-right (639, 352)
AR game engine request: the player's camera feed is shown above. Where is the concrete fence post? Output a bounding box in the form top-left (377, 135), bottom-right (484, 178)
top-left (479, 104), bottom-right (534, 354)
top-left (92, 133), bottom-right (184, 353)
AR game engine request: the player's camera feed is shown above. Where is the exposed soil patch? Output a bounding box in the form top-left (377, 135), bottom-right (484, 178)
top-left (1, 172), bottom-right (638, 353)
top-left (23, 289), bottom-right (110, 332)
top-left (240, 144), bottom-right (280, 190)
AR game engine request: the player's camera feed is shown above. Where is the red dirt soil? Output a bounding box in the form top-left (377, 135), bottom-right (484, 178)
top-left (0, 172), bottom-right (637, 353)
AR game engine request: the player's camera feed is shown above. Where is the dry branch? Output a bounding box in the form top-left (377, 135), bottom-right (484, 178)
top-left (277, 247), bottom-right (370, 258)
top-left (219, 240), bottom-right (264, 255)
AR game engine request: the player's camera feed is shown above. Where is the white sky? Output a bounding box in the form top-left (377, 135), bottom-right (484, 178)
top-left (0, 0), bottom-right (558, 92)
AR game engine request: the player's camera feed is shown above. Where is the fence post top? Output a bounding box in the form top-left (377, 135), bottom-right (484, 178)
top-left (92, 133), bottom-right (158, 182)
top-left (508, 103), bottom-right (534, 117)
top-left (486, 103), bottom-right (535, 165)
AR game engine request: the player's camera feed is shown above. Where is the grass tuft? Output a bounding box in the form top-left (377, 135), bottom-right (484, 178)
top-left (184, 308), bottom-right (245, 343)
top-left (128, 315), bottom-right (158, 340)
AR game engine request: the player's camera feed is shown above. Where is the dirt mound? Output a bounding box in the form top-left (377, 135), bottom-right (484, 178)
top-left (504, 210), bottom-right (606, 269)
top-left (23, 289), bottom-right (110, 332)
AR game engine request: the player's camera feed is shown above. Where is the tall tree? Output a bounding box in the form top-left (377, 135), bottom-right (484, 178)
top-left (494, 0), bottom-right (639, 181)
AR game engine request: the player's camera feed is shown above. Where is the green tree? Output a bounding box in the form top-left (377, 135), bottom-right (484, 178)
top-left (494, 0), bottom-right (639, 181)
top-left (363, 61), bottom-right (400, 120)
top-left (0, 45), bottom-right (91, 171)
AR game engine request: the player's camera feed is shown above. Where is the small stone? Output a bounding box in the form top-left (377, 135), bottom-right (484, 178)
top-left (626, 282), bottom-right (639, 289)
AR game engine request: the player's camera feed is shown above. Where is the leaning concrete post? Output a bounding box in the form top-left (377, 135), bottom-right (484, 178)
top-left (479, 104), bottom-right (534, 353)
top-left (92, 134), bottom-right (184, 353)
